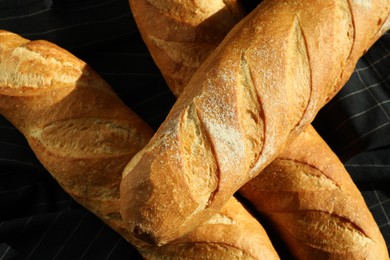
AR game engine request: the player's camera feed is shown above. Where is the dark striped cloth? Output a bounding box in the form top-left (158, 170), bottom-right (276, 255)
top-left (0, 1), bottom-right (389, 259)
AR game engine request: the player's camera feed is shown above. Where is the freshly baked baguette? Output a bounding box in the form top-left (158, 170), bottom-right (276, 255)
top-left (128, 0), bottom-right (245, 96)
top-left (240, 125), bottom-right (389, 259)
top-left (120, 0), bottom-right (390, 245)
top-left (0, 30), bottom-right (280, 259)
top-left (0, 29), bottom-right (154, 247)
top-left (129, 0), bottom-right (389, 257)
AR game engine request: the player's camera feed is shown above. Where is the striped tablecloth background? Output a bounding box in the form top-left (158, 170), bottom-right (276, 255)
top-left (0, 0), bottom-right (389, 259)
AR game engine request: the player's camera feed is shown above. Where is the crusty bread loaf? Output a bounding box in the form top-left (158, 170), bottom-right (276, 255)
top-left (120, 0), bottom-right (390, 245)
top-left (128, 0), bottom-right (245, 96)
top-left (129, 0), bottom-right (389, 257)
top-left (0, 29), bottom-right (153, 247)
top-left (0, 30), bottom-right (280, 259)
top-left (240, 125), bottom-right (389, 259)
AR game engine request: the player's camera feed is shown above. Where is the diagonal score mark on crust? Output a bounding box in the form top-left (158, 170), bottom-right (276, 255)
top-left (194, 105), bottom-right (222, 207)
top-left (30, 118), bottom-right (145, 158)
top-left (271, 210), bottom-right (373, 253)
top-left (0, 42), bottom-right (84, 90)
top-left (238, 52), bottom-right (265, 171)
top-left (178, 102), bottom-right (219, 215)
top-left (0, 37), bottom-right (120, 99)
top-left (256, 157), bottom-right (342, 191)
top-left (352, 0), bottom-right (372, 9)
top-left (345, 0), bottom-right (357, 59)
top-left (288, 16), bottom-right (312, 131)
top-left (325, 0), bottom-right (355, 102)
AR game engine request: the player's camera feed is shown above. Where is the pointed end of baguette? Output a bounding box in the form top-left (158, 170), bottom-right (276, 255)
top-left (120, 138), bottom-right (207, 245)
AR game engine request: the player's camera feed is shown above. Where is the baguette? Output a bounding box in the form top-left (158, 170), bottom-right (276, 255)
top-left (129, 0), bottom-right (389, 257)
top-left (120, 0), bottom-right (390, 245)
top-left (0, 29), bottom-right (153, 247)
top-left (240, 125), bottom-right (389, 259)
top-left (0, 30), bottom-right (279, 259)
top-left (129, 0), bottom-right (245, 97)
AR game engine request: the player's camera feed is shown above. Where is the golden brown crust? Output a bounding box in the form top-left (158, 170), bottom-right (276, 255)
top-left (128, 0), bottom-right (245, 96)
top-left (120, 0), bottom-right (390, 245)
top-left (0, 30), bottom-right (280, 258)
top-left (131, 0), bottom-right (389, 257)
top-left (240, 125), bottom-right (389, 259)
top-left (1, 0), bottom-right (389, 256)
top-left (0, 30), bottom-right (154, 247)
top-left (325, 0), bottom-right (390, 102)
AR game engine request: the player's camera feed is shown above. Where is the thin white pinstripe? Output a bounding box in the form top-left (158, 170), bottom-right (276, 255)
top-left (330, 77), bottom-right (388, 106)
top-left (330, 99), bottom-right (390, 135)
top-left (107, 238), bottom-right (123, 260)
top-left (373, 189), bottom-right (390, 226)
top-left (0, 216), bottom-right (33, 260)
top-left (334, 52), bottom-right (390, 152)
top-left (104, 236), bottom-right (123, 260)
top-left (339, 121), bottom-right (390, 152)
top-left (25, 211), bottom-right (64, 259)
top-left (79, 225), bottom-right (106, 260)
top-left (356, 69), bottom-right (390, 120)
top-left (354, 52), bottom-right (390, 72)
top-left (369, 199), bottom-right (390, 211)
top-left (52, 211), bottom-right (89, 260)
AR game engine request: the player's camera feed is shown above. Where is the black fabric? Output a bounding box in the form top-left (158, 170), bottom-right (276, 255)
top-left (314, 33), bottom-right (390, 161)
top-left (0, 0), bottom-right (139, 52)
top-left (0, 0), bottom-right (389, 259)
